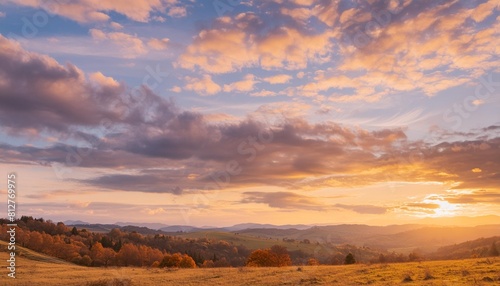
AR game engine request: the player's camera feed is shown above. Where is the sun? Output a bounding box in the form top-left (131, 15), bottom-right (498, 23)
top-left (429, 200), bottom-right (459, 217)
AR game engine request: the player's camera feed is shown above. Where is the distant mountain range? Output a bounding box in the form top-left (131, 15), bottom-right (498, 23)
top-left (63, 215), bottom-right (500, 231)
top-left (65, 218), bottom-right (500, 254)
top-left (63, 220), bottom-right (314, 231)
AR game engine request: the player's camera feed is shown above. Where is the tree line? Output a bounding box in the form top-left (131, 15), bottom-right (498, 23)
top-left (2, 217), bottom-right (497, 268)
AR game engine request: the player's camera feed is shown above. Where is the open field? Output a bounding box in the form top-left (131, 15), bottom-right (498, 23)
top-left (1, 243), bottom-right (499, 286)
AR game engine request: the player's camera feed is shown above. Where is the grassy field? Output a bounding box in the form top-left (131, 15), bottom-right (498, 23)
top-left (0, 242), bottom-right (499, 285)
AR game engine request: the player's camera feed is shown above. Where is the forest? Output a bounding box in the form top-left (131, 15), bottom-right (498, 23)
top-left (1, 217), bottom-right (498, 269)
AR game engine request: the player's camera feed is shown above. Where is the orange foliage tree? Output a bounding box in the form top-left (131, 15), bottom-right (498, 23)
top-left (307, 258), bottom-right (320, 265)
top-left (159, 253), bottom-right (196, 268)
top-left (116, 243), bottom-right (141, 266)
top-left (246, 245), bottom-right (292, 267)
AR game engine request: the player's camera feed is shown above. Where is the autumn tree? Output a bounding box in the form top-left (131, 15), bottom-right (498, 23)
top-left (159, 253), bottom-right (196, 268)
top-left (55, 222), bottom-right (68, 235)
top-left (307, 258), bottom-right (320, 266)
top-left (179, 254), bottom-right (197, 268)
top-left (27, 231), bottom-right (43, 252)
top-left (116, 243), bottom-right (141, 266)
top-left (138, 245), bottom-right (163, 266)
top-left (201, 260), bottom-right (215, 268)
top-left (90, 242), bottom-right (105, 266)
top-left (247, 249), bottom-right (275, 267)
top-left (270, 245), bottom-right (292, 266)
top-left (101, 248), bottom-right (116, 266)
top-left (80, 255), bottom-right (92, 266)
top-left (160, 253), bottom-right (183, 268)
top-left (246, 246), bottom-right (292, 267)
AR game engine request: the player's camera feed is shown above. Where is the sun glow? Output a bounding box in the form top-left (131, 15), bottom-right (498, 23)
top-left (428, 200), bottom-right (459, 217)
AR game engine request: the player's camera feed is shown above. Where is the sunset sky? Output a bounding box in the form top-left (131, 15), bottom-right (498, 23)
top-left (0, 0), bottom-right (499, 227)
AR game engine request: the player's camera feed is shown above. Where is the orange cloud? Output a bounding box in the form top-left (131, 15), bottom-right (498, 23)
top-left (184, 75), bottom-right (221, 96)
top-left (89, 29), bottom-right (147, 58)
top-left (178, 13), bottom-right (333, 73)
top-left (262, 74), bottom-right (293, 84)
top-left (223, 74), bottom-right (258, 93)
top-left (147, 38), bottom-right (170, 51)
top-left (5, 0), bottom-right (174, 23)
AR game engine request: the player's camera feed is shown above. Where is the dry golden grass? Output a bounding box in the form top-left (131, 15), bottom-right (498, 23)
top-left (1, 248), bottom-right (499, 285)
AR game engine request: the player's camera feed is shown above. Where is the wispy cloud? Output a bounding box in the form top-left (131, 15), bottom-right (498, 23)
top-left (241, 191), bottom-right (387, 214)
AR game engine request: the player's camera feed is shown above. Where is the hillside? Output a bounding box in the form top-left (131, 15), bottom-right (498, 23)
top-left (68, 222), bottom-right (500, 255)
top-left (430, 236), bottom-right (500, 260)
top-left (235, 224), bottom-right (500, 253)
top-left (0, 240), bottom-right (71, 265)
top-left (0, 248), bottom-right (499, 285)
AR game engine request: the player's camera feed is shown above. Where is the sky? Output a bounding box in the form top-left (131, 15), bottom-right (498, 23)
top-left (0, 0), bottom-right (499, 227)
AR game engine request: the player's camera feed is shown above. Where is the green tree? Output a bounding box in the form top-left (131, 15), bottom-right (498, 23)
top-left (345, 253), bottom-right (356, 265)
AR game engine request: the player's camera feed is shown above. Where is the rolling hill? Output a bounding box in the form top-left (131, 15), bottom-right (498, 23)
top-left (1, 241), bottom-right (499, 285)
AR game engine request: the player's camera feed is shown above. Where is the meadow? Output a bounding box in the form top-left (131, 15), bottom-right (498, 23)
top-left (1, 244), bottom-right (499, 286)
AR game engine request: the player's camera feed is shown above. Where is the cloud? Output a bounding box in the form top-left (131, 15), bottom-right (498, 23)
top-left (147, 38), bottom-right (170, 51)
top-left (168, 6), bottom-right (187, 18)
top-left (241, 191), bottom-right (387, 214)
top-left (435, 190), bottom-right (500, 205)
top-left (471, 0), bottom-right (498, 22)
top-left (262, 74), bottom-right (293, 84)
top-left (184, 75), bottom-right (221, 95)
top-left (0, 11), bottom-right (5, 17)
top-left (170, 86), bottom-right (182, 93)
top-left (177, 27), bottom-right (257, 73)
top-left (89, 29), bottom-right (147, 58)
top-left (1, 34), bottom-right (499, 199)
top-left (326, 0), bottom-right (500, 99)
top-left (144, 207), bottom-right (167, 215)
top-left (405, 203), bottom-right (440, 210)
top-left (4, 0), bottom-right (178, 23)
top-left (85, 172), bottom-right (186, 195)
top-left (218, 0), bottom-right (500, 102)
top-left (0, 35), bottom-right (124, 134)
top-left (250, 90), bottom-right (277, 97)
top-left (333, 204), bottom-right (387, 214)
top-left (291, 0), bottom-right (315, 6)
top-left (19, 201), bottom-right (191, 222)
top-left (223, 74), bottom-right (258, 93)
top-left (110, 22), bottom-right (123, 30)
top-left (177, 12), bottom-right (334, 73)
top-left (241, 191), bottom-right (327, 211)
top-left (89, 72), bottom-right (120, 88)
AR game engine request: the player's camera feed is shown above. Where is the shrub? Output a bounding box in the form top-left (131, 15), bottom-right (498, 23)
top-left (307, 258), bottom-right (320, 266)
top-left (201, 260), bottom-right (215, 268)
